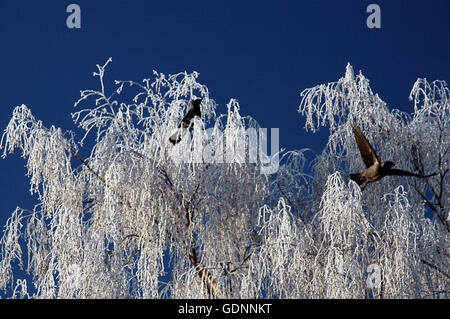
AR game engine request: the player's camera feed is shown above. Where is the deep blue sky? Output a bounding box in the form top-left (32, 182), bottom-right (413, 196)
top-left (0, 1), bottom-right (448, 292)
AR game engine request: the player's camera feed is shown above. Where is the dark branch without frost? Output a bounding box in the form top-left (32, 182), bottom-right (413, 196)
top-left (182, 181), bottom-right (218, 297)
top-left (68, 146), bottom-right (105, 184)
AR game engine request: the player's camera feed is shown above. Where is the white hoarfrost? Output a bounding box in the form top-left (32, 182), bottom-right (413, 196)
top-left (0, 60), bottom-right (448, 298)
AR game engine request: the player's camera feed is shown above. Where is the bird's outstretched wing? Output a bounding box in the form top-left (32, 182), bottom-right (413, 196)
top-left (353, 125), bottom-right (380, 168)
top-left (388, 169), bottom-right (437, 178)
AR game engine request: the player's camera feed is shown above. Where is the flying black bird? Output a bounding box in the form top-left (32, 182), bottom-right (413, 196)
top-left (349, 125), bottom-right (436, 187)
top-left (169, 98), bottom-right (202, 145)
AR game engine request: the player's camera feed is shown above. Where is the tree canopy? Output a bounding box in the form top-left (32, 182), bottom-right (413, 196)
top-left (1, 60), bottom-right (448, 298)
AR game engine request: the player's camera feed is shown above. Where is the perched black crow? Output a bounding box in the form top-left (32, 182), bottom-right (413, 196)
top-left (169, 98), bottom-right (202, 145)
top-left (350, 125), bottom-right (437, 187)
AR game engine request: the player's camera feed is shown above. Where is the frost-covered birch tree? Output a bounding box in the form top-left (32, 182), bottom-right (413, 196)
top-left (0, 60), bottom-right (448, 298)
top-left (295, 63), bottom-right (449, 298)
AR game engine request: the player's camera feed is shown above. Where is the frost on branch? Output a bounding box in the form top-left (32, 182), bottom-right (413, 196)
top-left (296, 64), bottom-right (449, 298)
top-left (0, 59), bottom-right (273, 298)
top-left (0, 60), bottom-right (448, 298)
top-left (316, 172), bottom-right (370, 298)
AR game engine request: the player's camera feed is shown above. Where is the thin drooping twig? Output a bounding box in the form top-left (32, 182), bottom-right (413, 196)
top-left (228, 245), bottom-right (254, 274)
top-left (415, 255), bottom-right (450, 280)
top-left (68, 146), bottom-right (105, 184)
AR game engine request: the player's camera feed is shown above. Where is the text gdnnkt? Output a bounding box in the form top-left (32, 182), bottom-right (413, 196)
top-left (178, 302), bottom-right (272, 316)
